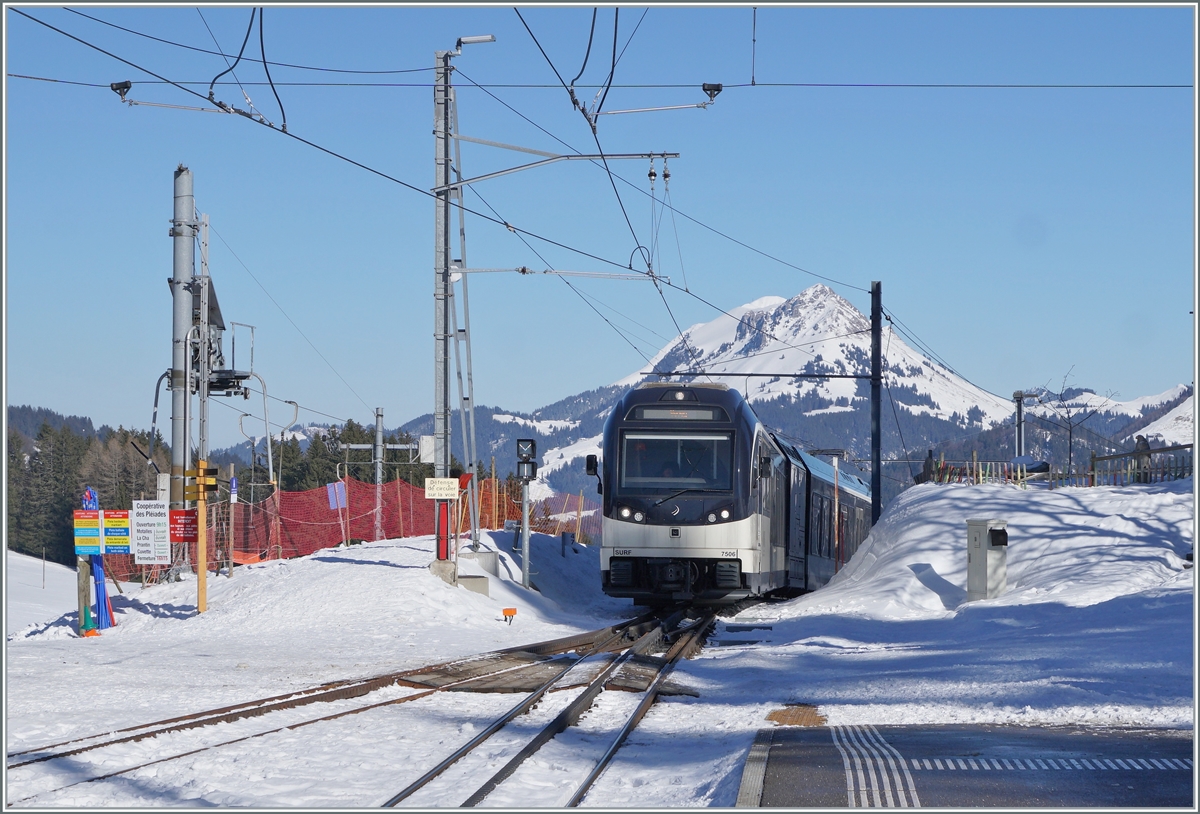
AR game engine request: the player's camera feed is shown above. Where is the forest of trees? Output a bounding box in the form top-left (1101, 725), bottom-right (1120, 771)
top-left (7, 423), bottom-right (168, 566)
top-left (5, 414), bottom-right (462, 568)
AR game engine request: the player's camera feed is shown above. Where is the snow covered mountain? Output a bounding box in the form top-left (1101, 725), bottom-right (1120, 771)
top-left (616, 284), bottom-right (1013, 428)
top-left (401, 284), bottom-right (1190, 504)
top-left (531, 284), bottom-right (1022, 498)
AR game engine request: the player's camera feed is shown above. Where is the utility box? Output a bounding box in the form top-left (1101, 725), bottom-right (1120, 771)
top-left (966, 519), bottom-right (1008, 601)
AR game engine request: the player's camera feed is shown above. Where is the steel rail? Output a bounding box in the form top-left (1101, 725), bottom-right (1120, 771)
top-left (7, 622), bottom-right (633, 769)
top-left (565, 614), bottom-right (715, 806)
top-left (458, 624), bottom-right (667, 807)
top-left (380, 626), bottom-right (634, 807)
top-left (8, 655), bottom-right (567, 806)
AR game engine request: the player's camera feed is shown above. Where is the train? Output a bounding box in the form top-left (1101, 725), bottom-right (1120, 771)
top-left (585, 382), bottom-right (872, 605)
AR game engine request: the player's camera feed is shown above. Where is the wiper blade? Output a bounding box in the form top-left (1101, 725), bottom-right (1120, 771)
top-left (652, 488), bottom-right (718, 507)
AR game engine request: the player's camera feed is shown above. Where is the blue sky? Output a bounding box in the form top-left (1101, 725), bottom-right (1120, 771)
top-left (3, 5), bottom-right (1195, 450)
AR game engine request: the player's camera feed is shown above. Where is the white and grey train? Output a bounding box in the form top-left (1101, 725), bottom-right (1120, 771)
top-left (585, 382), bottom-right (872, 605)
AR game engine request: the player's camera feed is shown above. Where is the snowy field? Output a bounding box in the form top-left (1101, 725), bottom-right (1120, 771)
top-left (4, 479), bottom-right (1194, 808)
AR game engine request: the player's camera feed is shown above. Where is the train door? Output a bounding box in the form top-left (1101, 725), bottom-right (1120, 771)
top-left (787, 462), bottom-right (808, 588)
top-left (807, 484), bottom-right (835, 589)
top-left (753, 434), bottom-right (787, 583)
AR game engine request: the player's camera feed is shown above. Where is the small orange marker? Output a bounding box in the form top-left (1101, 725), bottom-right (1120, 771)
top-left (81, 629), bottom-right (101, 638)
top-left (502, 608), bottom-right (517, 625)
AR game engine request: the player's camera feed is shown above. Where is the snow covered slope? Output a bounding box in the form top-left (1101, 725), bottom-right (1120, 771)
top-left (1133, 394), bottom-right (1194, 446)
top-left (5, 551), bottom-right (83, 636)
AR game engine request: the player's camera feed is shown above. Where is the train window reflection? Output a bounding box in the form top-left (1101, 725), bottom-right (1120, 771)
top-left (620, 432), bottom-right (732, 492)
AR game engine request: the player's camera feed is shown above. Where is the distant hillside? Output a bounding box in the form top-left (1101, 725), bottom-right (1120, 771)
top-left (7, 405), bottom-right (103, 450)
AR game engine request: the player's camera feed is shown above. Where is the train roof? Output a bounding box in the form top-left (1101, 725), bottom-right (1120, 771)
top-left (774, 437), bottom-right (872, 501)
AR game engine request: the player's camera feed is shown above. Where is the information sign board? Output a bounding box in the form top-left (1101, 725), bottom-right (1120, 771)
top-left (424, 477), bottom-right (460, 500)
top-left (132, 501), bottom-right (171, 564)
top-left (170, 509), bottom-right (198, 544)
top-left (74, 510), bottom-right (102, 555)
top-left (102, 510), bottom-right (131, 554)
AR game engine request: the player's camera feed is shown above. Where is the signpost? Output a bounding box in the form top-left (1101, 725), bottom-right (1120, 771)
top-left (133, 501), bottom-right (171, 565)
top-left (184, 462), bottom-right (218, 613)
top-left (102, 510), bottom-right (131, 554)
top-left (73, 510), bottom-right (102, 556)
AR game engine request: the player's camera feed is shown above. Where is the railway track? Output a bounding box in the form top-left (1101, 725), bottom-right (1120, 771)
top-left (382, 608), bottom-right (716, 808)
top-left (5, 616), bottom-right (656, 806)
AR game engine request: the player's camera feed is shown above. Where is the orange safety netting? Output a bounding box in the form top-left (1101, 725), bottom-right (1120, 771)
top-left (101, 477), bottom-right (603, 583)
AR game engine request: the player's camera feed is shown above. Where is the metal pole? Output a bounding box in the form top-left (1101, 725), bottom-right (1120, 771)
top-left (521, 479), bottom-right (531, 589)
top-left (375, 407), bottom-right (384, 541)
top-left (247, 372), bottom-right (274, 485)
top-left (870, 281), bottom-right (882, 525)
top-left (433, 49), bottom-right (454, 559)
top-left (170, 165), bottom-right (196, 509)
top-left (1013, 392), bottom-right (1025, 458)
top-left (198, 213), bottom-right (210, 462)
top-left (450, 86), bottom-right (482, 551)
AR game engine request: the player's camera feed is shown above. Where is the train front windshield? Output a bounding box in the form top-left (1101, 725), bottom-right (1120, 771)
top-left (619, 432), bottom-right (733, 494)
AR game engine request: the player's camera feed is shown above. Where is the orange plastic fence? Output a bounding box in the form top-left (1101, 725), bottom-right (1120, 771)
top-left (102, 477), bottom-right (602, 583)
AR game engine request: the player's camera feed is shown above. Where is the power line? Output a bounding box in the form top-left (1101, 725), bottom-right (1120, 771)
top-left (202, 7), bottom-right (255, 101)
top-left (514, 7), bottom-right (711, 384)
top-left (465, 184), bottom-right (656, 365)
top-left (207, 224), bottom-right (373, 412)
top-left (258, 7), bottom-right (287, 132)
top-left (63, 8), bottom-right (436, 75)
top-left (568, 8), bottom-right (598, 88)
top-left (453, 66), bottom-right (872, 299)
top-left (10, 9), bottom-right (649, 280)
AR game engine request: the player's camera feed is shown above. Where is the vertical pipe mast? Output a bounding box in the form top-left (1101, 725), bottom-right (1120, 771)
top-left (870, 281), bottom-right (882, 525)
top-left (433, 50), bottom-right (454, 560)
top-left (374, 407), bottom-right (384, 542)
top-left (450, 86), bottom-right (483, 551)
top-left (198, 213), bottom-right (210, 462)
top-left (170, 166), bottom-right (196, 509)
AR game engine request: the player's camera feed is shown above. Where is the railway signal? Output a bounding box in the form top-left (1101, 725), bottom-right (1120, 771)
top-left (516, 439), bottom-right (537, 589)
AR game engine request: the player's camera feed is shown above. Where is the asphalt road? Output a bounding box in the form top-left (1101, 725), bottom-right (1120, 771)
top-left (749, 724), bottom-right (1193, 808)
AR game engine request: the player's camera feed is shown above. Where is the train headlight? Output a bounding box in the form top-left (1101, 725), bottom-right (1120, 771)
top-left (720, 508), bottom-right (731, 520)
top-left (633, 511), bottom-right (645, 522)
top-left (619, 506), bottom-right (632, 519)
top-left (707, 512), bottom-right (717, 523)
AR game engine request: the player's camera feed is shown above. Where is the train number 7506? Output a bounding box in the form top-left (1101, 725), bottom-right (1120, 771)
top-left (721, 551), bottom-right (737, 558)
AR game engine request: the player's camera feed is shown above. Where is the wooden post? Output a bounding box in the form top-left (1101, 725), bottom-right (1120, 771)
top-left (972, 450), bottom-right (978, 484)
top-left (197, 496), bottom-right (207, 613)
top-left (76, 555), bottom-right (91, 635)
top-left (491, 457), bottom-right (497, 530)
top-left (575, 489), bottom-right (583, 539)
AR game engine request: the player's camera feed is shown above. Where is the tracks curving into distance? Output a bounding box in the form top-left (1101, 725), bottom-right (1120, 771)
top-left (5, 616), bottom-right (657, 805)
top-left (382, 608), bottom-right (716, 808)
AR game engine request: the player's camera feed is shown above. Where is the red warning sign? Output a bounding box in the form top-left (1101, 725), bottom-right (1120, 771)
top-left (169, 509), bottom-right (198, 544)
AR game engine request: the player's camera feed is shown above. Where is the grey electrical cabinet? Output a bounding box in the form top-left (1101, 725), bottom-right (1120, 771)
top-left (966, 518), bottom-right (1008, 601)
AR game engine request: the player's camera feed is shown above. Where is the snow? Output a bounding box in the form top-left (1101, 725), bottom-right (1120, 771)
top-left (1137, 394), bottom-right (1195, 447)
top-left (5, 550), bottom-right (84, 636)
top-left (5, 479), bottom-right (1193, 807)
top-left (492, 414), bottom-right (580, 435)
top-left (1025, 384), bottom-right (1191, 421)
top-left (612, 284), bottom-right (1014, 428)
